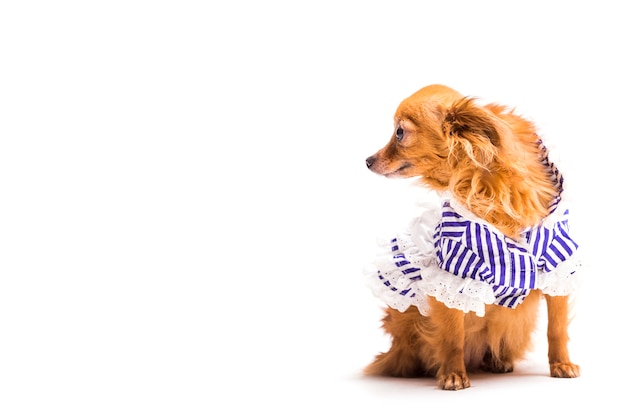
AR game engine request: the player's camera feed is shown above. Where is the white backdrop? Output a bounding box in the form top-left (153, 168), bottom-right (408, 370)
top-left (1, 1), bottom-right (623, 415)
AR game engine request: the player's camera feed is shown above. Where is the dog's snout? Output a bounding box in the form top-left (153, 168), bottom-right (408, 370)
top-left (366, 155), bottom-right (376, 169)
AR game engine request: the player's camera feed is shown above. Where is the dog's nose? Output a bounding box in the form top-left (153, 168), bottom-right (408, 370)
top-left (366, 156), bottom-right (376, 169)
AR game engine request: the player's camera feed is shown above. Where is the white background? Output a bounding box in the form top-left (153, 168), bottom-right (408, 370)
top-left (1, 1), bottom-right (623, 415)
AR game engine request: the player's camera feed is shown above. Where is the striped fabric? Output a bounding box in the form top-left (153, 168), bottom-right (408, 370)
top-left (434, 202), bottom-right (577, 308)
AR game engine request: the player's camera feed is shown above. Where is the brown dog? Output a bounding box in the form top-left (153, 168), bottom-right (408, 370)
top-left (364, 84), bottom-right (580, 390)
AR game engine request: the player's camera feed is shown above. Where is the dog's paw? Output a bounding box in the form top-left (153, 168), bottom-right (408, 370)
top-left (481, 358), bottom-right (514, 374)
top-left (480, 348), bottom-right (514, 373)
top-left (438, 372), bottom-right (471, 390)
top-left (550, 362), bottom-right (580, 378)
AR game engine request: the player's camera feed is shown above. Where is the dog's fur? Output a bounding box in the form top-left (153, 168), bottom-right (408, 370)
top-left (364, 84), bottom-right (579, 390)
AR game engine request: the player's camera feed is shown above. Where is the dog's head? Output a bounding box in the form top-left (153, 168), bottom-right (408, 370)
top-left (365, 84), bottom-right (513, 191)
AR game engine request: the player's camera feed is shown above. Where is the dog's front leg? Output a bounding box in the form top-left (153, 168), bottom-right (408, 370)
top-left (430, 299), bottom-right (470, 390)
top-left (545, 294), bottom-right (580, 378)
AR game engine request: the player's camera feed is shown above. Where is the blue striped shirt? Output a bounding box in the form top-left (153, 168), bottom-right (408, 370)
top-left (433, 201), bottom-right (578, 308)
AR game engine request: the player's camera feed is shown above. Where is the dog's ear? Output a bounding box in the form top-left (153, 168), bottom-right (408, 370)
top-left (442, 98), bottom-right (506, 167)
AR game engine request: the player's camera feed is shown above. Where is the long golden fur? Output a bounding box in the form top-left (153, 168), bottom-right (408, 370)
top-left (364, 84), bottom-right (579, 390)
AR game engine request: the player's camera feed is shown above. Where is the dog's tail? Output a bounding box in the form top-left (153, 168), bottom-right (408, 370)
top-left (363, 307), bottom-right (429, 378)
top-left (364, 350), bottom-right (425, 378)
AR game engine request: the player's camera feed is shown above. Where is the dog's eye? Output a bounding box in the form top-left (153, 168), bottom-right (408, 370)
top-left (395, 126), bottom-right (404, 141)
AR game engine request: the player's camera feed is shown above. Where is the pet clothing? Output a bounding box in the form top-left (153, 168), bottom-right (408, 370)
top-left (364, 143), bottom-right (581, 317)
